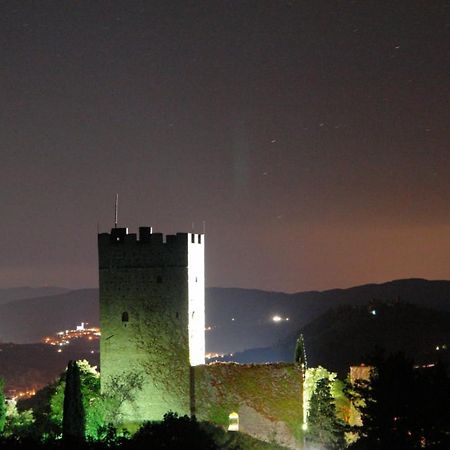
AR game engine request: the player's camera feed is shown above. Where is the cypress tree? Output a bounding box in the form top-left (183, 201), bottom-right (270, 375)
top-left (294, 334), bottom-right (307, 378)
top-left (63, 360), bottom-right (85, 440)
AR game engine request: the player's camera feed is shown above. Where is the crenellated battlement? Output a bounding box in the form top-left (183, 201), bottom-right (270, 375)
top-left (98, 227), bottom-right (204, 269)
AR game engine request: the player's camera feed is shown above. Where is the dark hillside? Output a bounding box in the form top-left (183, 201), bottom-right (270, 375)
top-left (0, 286), bottom-right (70, 305)
top-left (225, 302), bottom-right (450, 376)
top-left (0, 289), bottom-right (98, 343)
top-left (206, 279), bottom-right (450, 353)
top-left (0, 342), bottom-right (99, 392)
top-left (0, 279), bottom-right (449, 355)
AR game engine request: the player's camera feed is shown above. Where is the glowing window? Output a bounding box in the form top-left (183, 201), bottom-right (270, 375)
top-left (228, 412), bottom-right (239, 432)
top-left (121, 312), bottom-right (129, 322)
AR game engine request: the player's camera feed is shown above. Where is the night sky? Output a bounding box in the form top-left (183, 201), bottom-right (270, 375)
top-left (1, 1), bottom-right (449, 292)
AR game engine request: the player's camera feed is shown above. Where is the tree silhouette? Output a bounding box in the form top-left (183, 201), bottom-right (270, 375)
top-left (62, 360), bottom-right (85, 440)
top-left (294, 334), bottom-right (307, 378)
top-left (348, 352), bottom-right (450, 449)
top-left (307, 377), bottom-right (345, 449)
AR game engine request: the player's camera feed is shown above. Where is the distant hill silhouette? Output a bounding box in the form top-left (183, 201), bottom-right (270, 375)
top-left (0, 289), bottom-right (99, 343)
top-left (222, 302), bottom-right (450, 376)
top-left (206, 278), bottom-right (450, 353)
top-left (0, 286), bottom-right (70, 305)
top-left (0, 279), bottom-right (449, 388)
top-left (0, 279), bottom-right (449, 355)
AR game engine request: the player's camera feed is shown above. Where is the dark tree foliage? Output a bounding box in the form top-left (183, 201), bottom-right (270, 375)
top-left (348, 352), bottom-right (450, 450)
top-left (0, 378), bottom-right (6, 433)
top-left (62, 360), bottom-right (85, 441)
top-left (133, 412), bottom-right (222, 450)
top-left (0, 413), bottom-right (289, 449)
top-left (22, 383), bottom-right (59, 437)
top-left (307, 377), bottom-right (345, 449)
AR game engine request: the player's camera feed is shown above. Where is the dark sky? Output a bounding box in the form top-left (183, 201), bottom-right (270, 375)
top-left (1, 1), bottom-right (449, 292)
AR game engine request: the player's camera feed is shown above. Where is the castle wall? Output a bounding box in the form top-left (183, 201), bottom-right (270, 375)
top-left (98, 228), bottom-right (204, 422)
top-left (98, 226), bottom-right (304, 449)
top-left (193, 362), bottom-right (304, 449)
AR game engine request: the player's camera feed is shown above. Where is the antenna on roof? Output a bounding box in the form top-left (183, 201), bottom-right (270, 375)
top-left (114, 194), bottom-right (119, 228)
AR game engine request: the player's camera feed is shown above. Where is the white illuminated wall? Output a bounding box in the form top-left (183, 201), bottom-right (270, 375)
top-left (187, 233), bottom-right (205, 366)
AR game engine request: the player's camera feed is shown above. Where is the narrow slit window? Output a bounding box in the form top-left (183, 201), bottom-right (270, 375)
top-left (191, 234), bottom-right (195, 243)
top-left (122, 311), bottom-right (129, 322)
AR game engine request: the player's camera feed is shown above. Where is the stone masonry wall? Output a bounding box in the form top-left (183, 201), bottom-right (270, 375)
top-left (99, 229), bottom-right (201, 421)
top-left (193, 362), bottom-right (304, 449)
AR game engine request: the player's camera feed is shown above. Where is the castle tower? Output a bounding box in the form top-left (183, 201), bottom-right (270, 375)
top-left (98, 227), bottom-right (205, 421)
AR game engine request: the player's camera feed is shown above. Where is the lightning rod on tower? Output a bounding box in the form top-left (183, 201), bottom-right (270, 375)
top-left (114, 194), bottom-right (119, 228)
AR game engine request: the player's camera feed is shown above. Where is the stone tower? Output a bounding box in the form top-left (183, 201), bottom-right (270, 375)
top-left (98, 227), bottom-right (205, 421)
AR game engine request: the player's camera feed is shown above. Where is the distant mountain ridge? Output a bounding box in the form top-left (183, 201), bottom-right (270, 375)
top-left (0, 286), bottom-right (70, 305)
top-left (206, 278), bottom-right (450, 353)
top-left (0, 279), bottom-right (449, 353)
top-left (0, 289), bottom-right (99, 343)
top-left (224, 301), bottom-right (450, 376)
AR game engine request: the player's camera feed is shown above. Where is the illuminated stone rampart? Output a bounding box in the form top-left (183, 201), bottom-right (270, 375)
top-left (193, 362), bottom-right (304, 449)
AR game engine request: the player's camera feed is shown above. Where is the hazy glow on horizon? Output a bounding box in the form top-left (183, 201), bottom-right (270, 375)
top-left (0, 2), bottom-right (448, 292)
